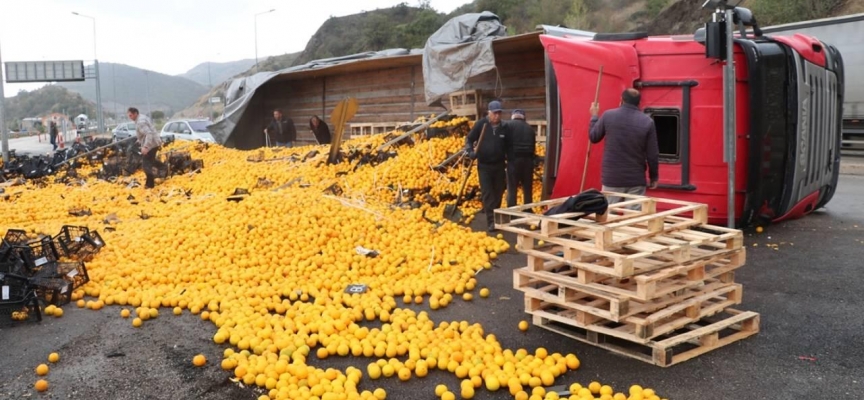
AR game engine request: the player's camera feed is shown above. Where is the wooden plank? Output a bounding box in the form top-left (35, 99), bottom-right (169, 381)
top-left (534, 309), bottom-right (760, 367)
top-left (513, 250), bottom-right (744, 302)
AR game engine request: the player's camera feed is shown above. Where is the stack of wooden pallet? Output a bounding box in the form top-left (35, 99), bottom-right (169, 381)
top-left (494, 192), bottom-right (760, 367)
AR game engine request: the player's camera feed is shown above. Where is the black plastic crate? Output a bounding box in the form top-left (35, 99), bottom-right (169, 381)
top-left (0, 292), bottom-right (42, 327)
top-left (0, 255), bottom-right (25, 275)
top-left (1, 272), bottom-right (31, 302)
top-left (14, 237), bottom-right (60, 273)
top-left (31, 277), bottom-right (72, 307)
top-left (33, 261), bottom-right (90, 290)
top-left (4, 229), bottom-right (30, 245)
top-left (55, 225), bottom-right (90, 257)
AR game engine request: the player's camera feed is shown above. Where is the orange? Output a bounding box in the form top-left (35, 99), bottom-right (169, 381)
top-left (34, 379), bottom-right (48, 392)
top-left (192, 354), bottom-right (206, 367)
top-left (35, 364), bottom-right (49, 376)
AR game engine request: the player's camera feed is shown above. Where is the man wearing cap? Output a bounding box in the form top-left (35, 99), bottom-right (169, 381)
top-left (589, 88), bottom-right (659, 208)
top-left (465, 100), bottom-right (510, 232)
top-left (505, 109), bottom-right (536, 207)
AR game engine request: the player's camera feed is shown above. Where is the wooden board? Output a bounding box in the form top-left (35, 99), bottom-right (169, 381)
top-left (533, 308), bottom-right (760, 367)
top-left (514, 222), bottom-right (744, 279)
top-left (496, 192), bottom-right (712, 252)
top-left (523, 279), bottom-right (743, 340)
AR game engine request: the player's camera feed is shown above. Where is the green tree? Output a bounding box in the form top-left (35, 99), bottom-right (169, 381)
top-left (151, 110), bottom-right (165, 120)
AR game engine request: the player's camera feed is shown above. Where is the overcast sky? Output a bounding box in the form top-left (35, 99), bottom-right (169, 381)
top-left (0, 0), bottom-right (468, 97)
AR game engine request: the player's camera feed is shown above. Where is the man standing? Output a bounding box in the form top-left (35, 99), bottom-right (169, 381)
top-left (466, 100), bottom-right (509, 232)
top-left (264, 109), bottom-right (297, 147)
top-left (505, 109), bottom-right (536, 207)
top-left (49, 122), bottom-right (59, 151)
top-left (128, 107), bottom-right (164, 189)
top-left (589, 89), bottom-right (659, 207)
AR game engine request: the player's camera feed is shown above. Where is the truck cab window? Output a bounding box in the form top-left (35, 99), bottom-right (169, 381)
top-left (645, 109), bottom-right (681, 162)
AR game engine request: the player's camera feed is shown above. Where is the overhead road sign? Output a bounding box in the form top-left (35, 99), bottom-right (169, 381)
top-left (4, 60), bottom-right (85, 83)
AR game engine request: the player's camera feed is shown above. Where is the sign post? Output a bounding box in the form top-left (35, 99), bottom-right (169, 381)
top-left (0, 41), bottom-right (7, 163)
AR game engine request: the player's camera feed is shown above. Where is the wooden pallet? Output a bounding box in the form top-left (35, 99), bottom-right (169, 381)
top-left (523, 279), bottom-right (743, 340)
top-left (495, 192), bottom-right (709, 251)
top-left (516, 224), bottom-right (744, 279)
top-left (533, 308), bottom-right (760, 367)
top-left (515, 247), bottom-right (745, 302)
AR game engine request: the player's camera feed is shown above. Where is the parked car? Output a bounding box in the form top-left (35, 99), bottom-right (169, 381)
top-left (112, 122), bottom-right (137, 141)
top-left (159, 119), bottom-right (216, 143)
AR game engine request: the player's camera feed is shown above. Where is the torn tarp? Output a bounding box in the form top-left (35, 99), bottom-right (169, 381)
top-left (422, 12), bottom-right (507, 106)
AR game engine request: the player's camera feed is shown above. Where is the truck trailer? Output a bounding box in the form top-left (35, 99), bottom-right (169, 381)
top-left (759, 13), bottom-right (864, 155)
top-left (541, 8), bottom-right (846, 227)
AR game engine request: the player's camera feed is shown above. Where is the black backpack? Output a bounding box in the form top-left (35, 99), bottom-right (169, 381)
top-left (544, 189), bottom-right (608, 217)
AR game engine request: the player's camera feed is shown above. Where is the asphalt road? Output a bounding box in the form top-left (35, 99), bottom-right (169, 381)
top-left (2, 176), bottom-right (864, 400)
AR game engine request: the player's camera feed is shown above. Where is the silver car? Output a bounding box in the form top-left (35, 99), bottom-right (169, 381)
top-left (112, 122), bottom-right (137, 141)
top-left (160, 119), bottom-right (216, 143)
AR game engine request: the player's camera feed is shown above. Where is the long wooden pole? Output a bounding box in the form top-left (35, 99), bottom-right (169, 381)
top-left (377, 110), bottom-right (450, 152)
top-left (580, 65), bottom-right (604, 193)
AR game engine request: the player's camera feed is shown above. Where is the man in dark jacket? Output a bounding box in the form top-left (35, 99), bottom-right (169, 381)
top-left (49, 122), bottom-right (59, 151)
top-left (309, 115), bottom-right (331, 144)
top-left (505, 109), bottom-right (536, 207)
top-left (466, 100), bottom-right (509, 232)
top-left (264, 109), bottom-right (297, 147)
top-left (589, 89), bottom-right (659, 208)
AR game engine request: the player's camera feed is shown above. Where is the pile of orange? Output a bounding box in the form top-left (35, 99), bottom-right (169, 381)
top-left (0, 132), bottom-right (663, 400)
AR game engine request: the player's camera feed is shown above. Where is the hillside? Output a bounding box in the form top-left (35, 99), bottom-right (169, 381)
top-left (291, 4), bottom-right (446, 66)
top-left (58, 63), bottom-right (209, 117)
top-left (176, 0), bottom-right (864, 119)
top-left (2, 85), bottom-right (97, 131)
top-left (178, 59), bottom-right (256, 87)
top-left (172, 52), bottom-right (301, 119)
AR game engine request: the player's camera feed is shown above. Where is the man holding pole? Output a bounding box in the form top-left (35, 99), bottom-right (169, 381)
top-left (589, 89), bottom-right (659, 208)
top-left (466, 100), bottom-right (510, 232)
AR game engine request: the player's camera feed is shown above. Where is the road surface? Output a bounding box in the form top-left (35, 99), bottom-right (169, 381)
top-left (1, 176), bottom-right (863, 399)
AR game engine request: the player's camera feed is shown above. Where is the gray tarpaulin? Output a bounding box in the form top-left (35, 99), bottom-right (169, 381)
top-left (208, 49), bottom-right (415, 145)
top-left (422, 12), bottom-right (507, 106)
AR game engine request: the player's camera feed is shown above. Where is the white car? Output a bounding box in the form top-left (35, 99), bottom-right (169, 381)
top-left (160, 119), bottom-right (216, 143)
top-left (112, 122), bottom-right (137, 141)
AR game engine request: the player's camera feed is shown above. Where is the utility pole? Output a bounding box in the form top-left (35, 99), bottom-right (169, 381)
top-left (207, 61), bottom-right (212, 120)
top-left (73, 12), bottom-right (104, 135)
top-left (112, 63), bottom-right (118, 123)
top-left (723, 7), bottom-right (736, 229)
top-left (145, 71), bottom-right (152, 119)
top-left (0, 39), bottom-right (8, 163)
top-left (254, 9), bottom-right (275, 70)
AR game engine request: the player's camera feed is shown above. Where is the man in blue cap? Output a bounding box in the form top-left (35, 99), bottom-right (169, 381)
top-left (466, 100), bottom-right (510, 232)
top-left (505, 109), bottom-right (536, 207)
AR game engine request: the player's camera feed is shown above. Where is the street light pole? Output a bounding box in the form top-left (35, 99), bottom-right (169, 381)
top-left (0, 39), bottom-right (8, 163)
top-left (72, 12), bottom-right (104, 135)
top-left (145, 71), bottom-right (152, 119)
top-left (254, 9), bottom-right (275, 70)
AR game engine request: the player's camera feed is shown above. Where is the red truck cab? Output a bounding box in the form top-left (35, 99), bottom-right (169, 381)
top-left (540, 30), bottom-right (844, 226)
